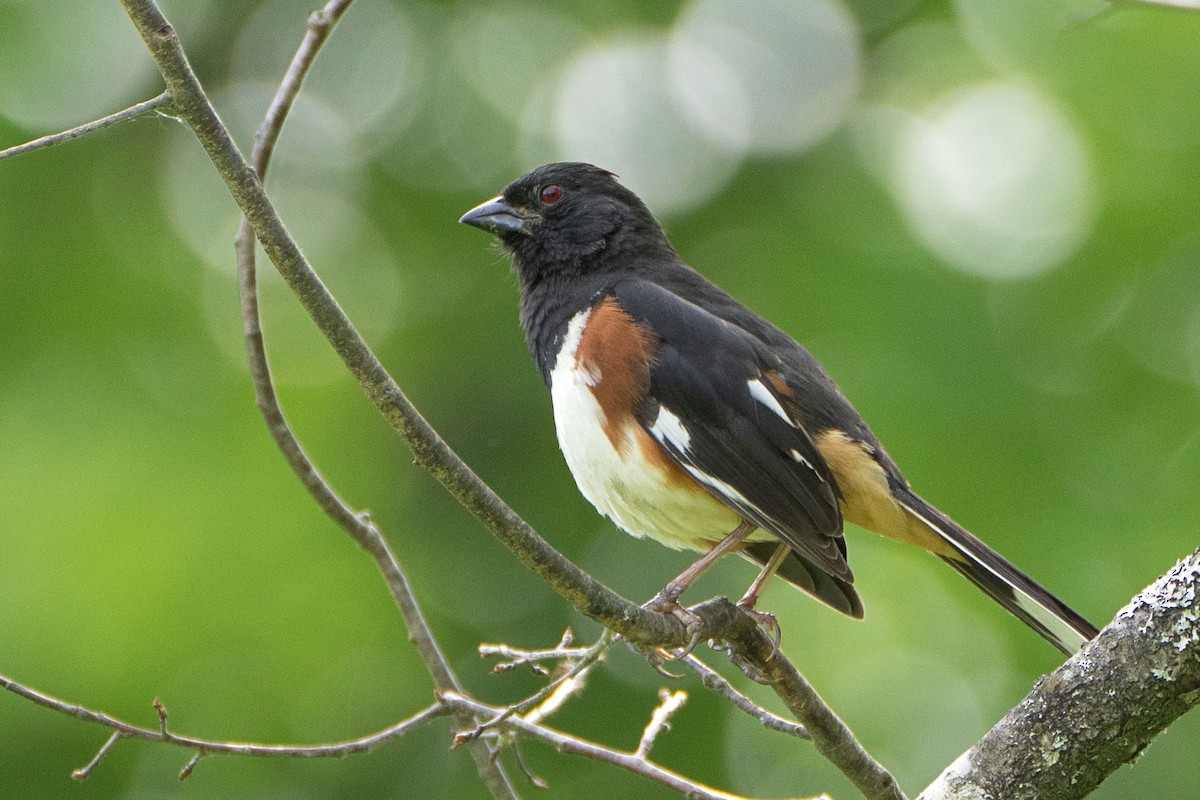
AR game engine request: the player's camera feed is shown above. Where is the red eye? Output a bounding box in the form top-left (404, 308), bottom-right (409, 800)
top-left (539, 184), bottom-right (563, 204)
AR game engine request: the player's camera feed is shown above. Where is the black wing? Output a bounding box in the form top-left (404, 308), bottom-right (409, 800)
top-left (612, 280), bottom-right (852, 583)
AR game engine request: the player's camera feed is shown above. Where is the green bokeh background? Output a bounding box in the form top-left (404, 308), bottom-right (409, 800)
top-left (2, 1), bottom-right (1198, 798)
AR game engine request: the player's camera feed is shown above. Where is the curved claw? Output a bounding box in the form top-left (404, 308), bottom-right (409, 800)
top-left (644, 648), bottom-right (686, 678)
top-left (737, 603), bottom-right (782, 661)
top-left (643, 595), bottom-right (705, 661)
top-left (730, 649), bottom-right (774, 685)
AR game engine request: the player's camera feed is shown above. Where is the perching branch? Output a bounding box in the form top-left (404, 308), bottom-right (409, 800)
top-left (0, 92), bottom-right (172, 161)
top-left (112, 3), bottom-right (906, 797)
top-left (920, 547), bottom-right (1200, 800)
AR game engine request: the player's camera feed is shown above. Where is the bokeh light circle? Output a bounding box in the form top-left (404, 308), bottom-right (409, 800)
top-left (197, 187), bottom-right (404, 387)
top-left (671, 0), bottom-right (862, 155)
top-left (0, 1), bottom-right (157, 131)
top-left (890, 82), bottom-right (1095, 279)
top-left (551, 38), bottom-right (743, 216)
top-left (232, 0), bottom-right (423, 139)
top-left (453, 5), bottom-right (587, 123)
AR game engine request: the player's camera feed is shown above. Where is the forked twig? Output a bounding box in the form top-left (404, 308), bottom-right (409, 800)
top-left (457, 629), bottom-right (616, 746)
top-left (683, 655), bottom-right (809, 740)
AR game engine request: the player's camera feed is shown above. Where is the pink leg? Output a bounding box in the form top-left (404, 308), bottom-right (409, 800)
top-left (737, 542), bottom-right (789, 659)
top-left (652, 520), bottom-right (757, 606)
top-left (643, 521), bottom-right (757, 662)
top-left (739, 542), bottom-right (789, 609)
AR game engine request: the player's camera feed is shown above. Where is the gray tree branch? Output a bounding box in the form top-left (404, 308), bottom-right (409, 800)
top-left (0, 666), bottom-right (762, 799)
top-left (226, 2), bottom-right (516, 796)
top-left (112, 3), bottom-right (904, 798)
top-left (921, 547), bottom-right (1200, 800)
top-left (0, 674), bottom-right (448, 775)
top-left (441, 691), bottom-right (760, 800)
top-left (0, 93), bottom-right (172, 161)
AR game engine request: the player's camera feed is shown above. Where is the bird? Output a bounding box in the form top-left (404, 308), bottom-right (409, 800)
top-left (459, 161), bottom-right (1099, 656)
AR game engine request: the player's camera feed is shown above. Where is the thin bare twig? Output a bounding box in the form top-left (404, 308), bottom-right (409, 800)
top-left (636, 689), bottom-right (687, 759)
top-left (458, 629), bottom-right (615, 746)
top-left (683, 655), bottom-right (809, 740)
top-left (227, 2), bottom-right (515, 796)
top-left (442, 692), bottom-right (759, 800)
top-left (153, 697), bottom-right (169, 738)
top-left (522, 668), bottom-right (591, 727)
top-left (0, 671), bottom-right (449, 761)
top-left (481, 629), bottom-right (589, 675)
top-left (178, 751), bottom-right (204, 781)
top-left (71, 731), bottom-right (123, 781)
top-left (0, 92), bottom-right (172, 161)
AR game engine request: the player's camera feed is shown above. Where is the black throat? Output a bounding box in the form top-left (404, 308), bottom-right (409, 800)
top-left (517, 268), bottom-right (614, 384)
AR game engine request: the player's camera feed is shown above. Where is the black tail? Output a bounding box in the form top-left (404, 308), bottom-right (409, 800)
top-left (896, 490), bottom-right (1099, 655)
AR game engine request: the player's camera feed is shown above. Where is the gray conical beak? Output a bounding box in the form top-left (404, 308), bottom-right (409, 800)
top-left (459, 196), bottom-right (534, 236)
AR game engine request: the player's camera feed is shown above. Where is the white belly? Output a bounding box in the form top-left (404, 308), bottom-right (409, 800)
top-left (549, 310), bottom-right (744, 552)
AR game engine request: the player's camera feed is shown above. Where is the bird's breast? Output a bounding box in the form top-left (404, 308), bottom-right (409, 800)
top-left (549, 303), bottom-right (746, 552)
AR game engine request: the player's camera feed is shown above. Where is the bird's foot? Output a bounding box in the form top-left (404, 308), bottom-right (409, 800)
top-left (736, 601), bottom-right (782, 661)
top-left (729, 648), bottom-right (776, 685)
top-left (642, 592), bottom-right (705, 665)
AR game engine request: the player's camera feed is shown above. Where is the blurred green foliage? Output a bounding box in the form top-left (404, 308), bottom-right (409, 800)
top-left (1, 1), bottom-right (1198, 798)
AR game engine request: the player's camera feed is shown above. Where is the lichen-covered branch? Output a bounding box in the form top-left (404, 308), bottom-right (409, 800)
top-left (921, 548), bottom-right (1200, 800)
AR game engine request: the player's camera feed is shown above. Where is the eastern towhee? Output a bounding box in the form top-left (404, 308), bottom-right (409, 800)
top-left (461, 162), bottom-right (1099, 656)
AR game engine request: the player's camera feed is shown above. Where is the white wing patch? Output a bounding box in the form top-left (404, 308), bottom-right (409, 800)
top-left (650, 404), bottom-right (771, 534)
top-left (648, 405), bottom-right (692, 453)
top-left (747, 378), bottom-right (793, 425)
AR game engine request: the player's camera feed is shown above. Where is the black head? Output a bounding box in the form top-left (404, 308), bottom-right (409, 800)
top-left (459, 162), bottom-right (675, 283)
